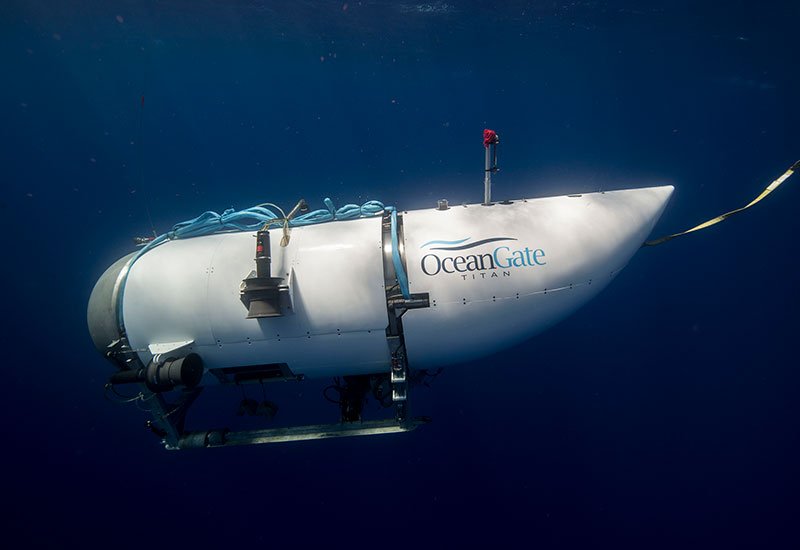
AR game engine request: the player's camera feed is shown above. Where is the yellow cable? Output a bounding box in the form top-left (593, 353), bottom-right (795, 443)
top-left (644, 160), bottom-right (799, 246)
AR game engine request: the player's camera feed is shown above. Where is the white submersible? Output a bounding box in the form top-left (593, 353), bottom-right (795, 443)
top-left (88, 130), bottom-right (675, 450)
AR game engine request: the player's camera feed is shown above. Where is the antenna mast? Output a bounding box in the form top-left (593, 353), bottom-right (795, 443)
top-left (483, 129), bottom-right (500, 205)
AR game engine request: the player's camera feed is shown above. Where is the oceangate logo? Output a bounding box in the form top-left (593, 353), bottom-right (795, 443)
top-left (419, 237), bottom-right (546, 279)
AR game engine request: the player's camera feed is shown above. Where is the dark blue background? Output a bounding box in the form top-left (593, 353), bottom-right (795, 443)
top-left (2, 1), bottom-right (798, 547)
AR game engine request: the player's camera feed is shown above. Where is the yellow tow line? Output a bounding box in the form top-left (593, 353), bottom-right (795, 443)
top-left (644, 160), bottom-right (800, 246)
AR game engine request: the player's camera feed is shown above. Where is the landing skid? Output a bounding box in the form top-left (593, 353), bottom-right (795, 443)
top-left (104, 336), bottom-right (430, 450)
top-left (174, 417), bottom-right (431, 449)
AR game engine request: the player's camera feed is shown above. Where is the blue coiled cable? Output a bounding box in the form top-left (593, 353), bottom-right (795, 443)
top-left (117, 198), bottom-right (410, 328)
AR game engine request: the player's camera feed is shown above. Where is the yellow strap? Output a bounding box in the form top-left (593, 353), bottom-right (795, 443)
top-left (643, 160), bottom-right (799, 247)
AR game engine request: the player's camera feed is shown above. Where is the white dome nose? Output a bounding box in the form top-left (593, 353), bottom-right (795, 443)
top-left (605, 184), bottom-right (675, 247)
top-left (571, 185), bottom-right (675, 272)
top-left (399, 185), bottom-right (676, 367)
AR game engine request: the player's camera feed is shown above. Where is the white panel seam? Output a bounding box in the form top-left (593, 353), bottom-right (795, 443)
top-left (429, 267), bottom-right (624, 306)
top-left (213, 328), bottom-right (387, 345)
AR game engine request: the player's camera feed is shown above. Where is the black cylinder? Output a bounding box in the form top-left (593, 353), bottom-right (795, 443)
top-left (108, 368), bottom-right (146, 385)
top-left (144, 353), bottom-right (204, 392)
top-left (242, 229), bottom-right (284, 318)
top-left (255, 230), bottom-right (271, 278)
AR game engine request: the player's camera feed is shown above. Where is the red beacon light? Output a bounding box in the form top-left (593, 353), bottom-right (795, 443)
top-left (483, 129), bottom-right (500, 205)
top-left (483, 129), bottom-right (499, 148)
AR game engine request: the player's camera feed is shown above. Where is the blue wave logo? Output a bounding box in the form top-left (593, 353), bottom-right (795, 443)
top-left (420, 237), bottom-right (517, 251)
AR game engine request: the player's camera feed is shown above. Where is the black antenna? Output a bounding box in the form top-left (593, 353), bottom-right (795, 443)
top-left (142, 17), bottom-right (158, 238)
top-left (136, 92), bottom-right (157, 238)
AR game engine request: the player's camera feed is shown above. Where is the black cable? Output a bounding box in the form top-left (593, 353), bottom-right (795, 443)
top-left (104, 383), bottom-right (143, 404)
top-left (370, 377), bottom-right (393, 408)
top-left (323, 385), bottom-right (342, 404)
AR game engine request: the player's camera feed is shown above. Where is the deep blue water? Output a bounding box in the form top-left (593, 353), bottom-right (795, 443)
top-left (2, 1), bottom-right (799, 547)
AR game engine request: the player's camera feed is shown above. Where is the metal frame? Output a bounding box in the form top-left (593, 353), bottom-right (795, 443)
top-left (106, 330), bottom-right (430, 450)
top-left (381, 211), bottom-right (431, 423)
top-left (102, 210), bottom-right (432, 450)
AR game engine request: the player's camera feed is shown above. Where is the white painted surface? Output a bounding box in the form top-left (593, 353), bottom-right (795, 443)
top-left (400, 186), bottom-right (674, 367)
top-left (123, 217), bottom-right (390, 377)
top-left (120, 186), bottom-right (673, 379)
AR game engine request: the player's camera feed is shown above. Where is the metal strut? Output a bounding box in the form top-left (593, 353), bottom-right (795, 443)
top-left (381, 210), bottom-right (430, 423)
top-left (176, 418), bottom-right (429, 449)
top-left (103, 337), bottom-right (185, 449)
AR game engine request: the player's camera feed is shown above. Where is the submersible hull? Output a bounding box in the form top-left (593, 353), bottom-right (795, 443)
top-left (84, 157), bottom-right (800, 448)
top-left (89, 186), bottom-right (673, 380)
